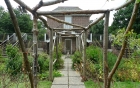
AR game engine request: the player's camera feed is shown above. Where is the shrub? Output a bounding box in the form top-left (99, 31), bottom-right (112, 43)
top-left (38, 70), bottom-right (62, 80)
top-left (86, 45), bottom-right (102, 63)
top-left (6, 44), bottom-right (22, 75)
top-left (86, 45), bottom-right (117, 80)
top-left (72, 51), bottom-right (82, 69)
top-left (38, 52), bottom-right (49, 73)
top-left (86, 45), bottom-right (117, 71)
top-left (53, 43), bottom-right (64, 70)
top-left (115, 58), bottom-right (140, 82)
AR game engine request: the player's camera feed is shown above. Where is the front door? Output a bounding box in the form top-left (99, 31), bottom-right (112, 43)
top-left (65, 39), bottom-right (72, 54)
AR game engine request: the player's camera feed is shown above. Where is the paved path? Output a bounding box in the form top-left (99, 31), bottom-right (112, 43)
top-left (51, 55), bottom-right (86, 88)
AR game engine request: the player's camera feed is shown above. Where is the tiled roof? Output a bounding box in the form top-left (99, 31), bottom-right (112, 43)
top-left (53, 6), bottom-right (82, 11)
top-left (52, 6), bottom-right (91, 16)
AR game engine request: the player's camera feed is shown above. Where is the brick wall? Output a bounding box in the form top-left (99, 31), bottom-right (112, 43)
top-left (72, 16), bottom-right (90, 27)
top-left (47, 16), bottom-right (64, 28)
top-left (47, 15), bottom-right (90, 28)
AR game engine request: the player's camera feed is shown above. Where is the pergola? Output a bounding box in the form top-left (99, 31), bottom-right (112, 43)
top-left (4, 0), bottom-right (136, 88)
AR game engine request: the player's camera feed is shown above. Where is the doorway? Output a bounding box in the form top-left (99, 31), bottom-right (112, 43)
top-left (65, 39), bottom-right (72, 54)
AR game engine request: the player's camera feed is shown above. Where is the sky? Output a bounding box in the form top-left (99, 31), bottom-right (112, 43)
top-left (1, 0), bottom-right (127, 25)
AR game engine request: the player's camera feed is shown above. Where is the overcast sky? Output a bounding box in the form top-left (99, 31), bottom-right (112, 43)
top-left (1, 0), bottom-right (127, 25)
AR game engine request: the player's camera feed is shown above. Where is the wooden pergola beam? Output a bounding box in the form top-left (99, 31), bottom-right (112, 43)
top-left (33, 0), bottom-right (68, 12)
top-left (57, 32), bottom-right (80, 36)
top-left (53, 28), bottom-right (84, 31)
top-left (110, 0), bottom-right (134, 10)
top-left (46, 15), bottom-right (85, 29)
top-left (37, 10), bottom-right (108, 15)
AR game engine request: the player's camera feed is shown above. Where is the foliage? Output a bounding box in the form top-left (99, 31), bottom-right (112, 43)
top-left (137, 0), bottom-right (140, 3)
top-left (90, 20), bottom-right (104, 34)
top-left (111, 28), bottom-right (140, 58)
top-left (5, 44), bottom-right (22, 75)
top-left (86, 45), bottom-right (117, 71)
top-left (0, 6), bottom-right (33, 33)
top-left (38, 52), bottom-right (49, 73)
top-left (72, 45), bottom-right (117, 80)
top-left (109, 1), bottom-right (140, 34)
top-left (115, 58), bottom-right (140, 82)
top-left (84, 80), bottom-right (140, 88)
top-left (86, 45), bottom-right (102, 63)
top-left (72, 50), bottom-right (82, 69)
top-left (38, 70), bottom-right (62, 80)
top-left (38, 21), bottom-right (47, 41)
top-left (53, 43), bottom-right (64, 69)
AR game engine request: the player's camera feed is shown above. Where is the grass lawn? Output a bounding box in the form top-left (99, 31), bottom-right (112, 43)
top-left (84, 80), bottom-right (140, 88)
top-left (0, 81), bottom-right (52, 88)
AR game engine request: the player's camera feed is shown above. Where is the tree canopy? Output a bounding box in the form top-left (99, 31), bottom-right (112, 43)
top-left (90, 19), bottom-right (104, 34)
top-left (0, 6), bottom-right (33, 33)
top-left (109, 1), bottom-right (140, 34)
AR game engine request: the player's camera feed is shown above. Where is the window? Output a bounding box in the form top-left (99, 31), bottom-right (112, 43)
top-left (64, 15), bottom-right (73, 29)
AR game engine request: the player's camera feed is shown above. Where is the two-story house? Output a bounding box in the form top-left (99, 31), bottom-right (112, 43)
top-left (45, 6), bottom-right (91, 54)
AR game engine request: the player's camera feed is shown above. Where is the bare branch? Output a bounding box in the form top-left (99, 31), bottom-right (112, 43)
top-left (37, 10), bottom-right (107, 15)
top-left (46, 15), bottom-right (85, 29)
top-left (14, 0), bottom-right (33, 13)
top-left (86, 14), bottom-right (105, 29)
top-left (33, 0), bottom-right (68, 11)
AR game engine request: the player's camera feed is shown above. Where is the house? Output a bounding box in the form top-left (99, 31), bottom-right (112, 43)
top-left (45, 6), bottom-right (92, 54)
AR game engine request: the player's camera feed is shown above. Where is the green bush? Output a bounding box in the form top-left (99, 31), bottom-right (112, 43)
top-left (38, 70), bottom-right (62, 80)
top-left (86, 45), bottom-right (117, 71)
top-left (86, 46), bottom-right (102, 63)
top-left (38, 53), bottom-right (49, 73)
top-left (72, 51), bottom-right (82, 69)
top-left (53, 43), bottom-right (64, 70)
top-left (6, 44), bottom-right (22, 75)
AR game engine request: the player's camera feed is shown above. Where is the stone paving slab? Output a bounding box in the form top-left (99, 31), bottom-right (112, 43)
top-left (69, 85), bottom-right (86, 88)
top-left (52, 77), bottom-right (68, 84)
top-left (51, 55), bottom-right (86, 88)
top-left (69, 77), bottom-right (83, 85)
top-left (51, 85), bottom-right (68, 88)
top-left (60, 71), bottom-right (68, 76)
top-left (69, 71), bottom-right (81, 77)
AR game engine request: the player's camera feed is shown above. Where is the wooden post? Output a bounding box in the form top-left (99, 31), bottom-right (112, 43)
top-left (56, 33), bottom-right (58, 60)
top-left (103, 11), bottom-right (110, 88)
top-left (4, 0), bottom-right (34, 88)
top-left (32, 15), bottom-right (39, 88)
top-left (76, 36), bottom-right (78, 51)
top-left (49, 29), bottom-right (53, 81)
top-left (79, 34), bottom-right (81, 52)
top-left (82, 30), bottom-right (87, 81)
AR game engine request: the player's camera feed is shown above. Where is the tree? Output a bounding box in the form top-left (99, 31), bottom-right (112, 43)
top-left (109, 1), bottom-right (140, 34)
top-left (0, 6), bottom-right (33, 33)
top-left (90, 19), bottom-right (104, 34)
